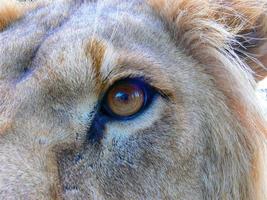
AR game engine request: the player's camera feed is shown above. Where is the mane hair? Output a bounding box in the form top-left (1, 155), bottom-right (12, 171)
top-left (148, 0), bottom-right (267, 199)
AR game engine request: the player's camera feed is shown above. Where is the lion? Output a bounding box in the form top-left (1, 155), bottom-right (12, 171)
top-left (0, 0), bottom-right (266, 199)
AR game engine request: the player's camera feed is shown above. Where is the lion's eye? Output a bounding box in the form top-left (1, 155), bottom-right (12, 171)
top-left (102, 79), bottom-right (155, 120)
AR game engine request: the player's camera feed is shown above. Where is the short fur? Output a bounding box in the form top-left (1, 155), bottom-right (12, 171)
top-left (0, 0), bottom-right (35, 31)
top-left (0, 0), bottom-right (266, 199)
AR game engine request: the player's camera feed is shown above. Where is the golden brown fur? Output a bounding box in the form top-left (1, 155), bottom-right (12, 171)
top-left (0, 0), bottom-right (266, 199)
top-left (0, 0), bottom-right (33, 31)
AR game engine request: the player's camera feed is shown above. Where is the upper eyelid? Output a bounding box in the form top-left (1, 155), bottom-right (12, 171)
top-left (101, 74), bottom-right (173, 105)
top-left (104, 71), bottom-right (174, 100)
top-left (100, 52), bottom-right (176, 100)
top-left (98, 74), bottom-right (151, 102)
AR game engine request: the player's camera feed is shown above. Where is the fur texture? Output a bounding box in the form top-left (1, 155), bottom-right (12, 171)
top-left (0, 0), bottom-right (266, 199)
top-left (0, 0), bottom-right (36, 31)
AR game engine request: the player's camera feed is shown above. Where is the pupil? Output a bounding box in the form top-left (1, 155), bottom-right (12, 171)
top-left (114, 91), bottom-right (129, 102)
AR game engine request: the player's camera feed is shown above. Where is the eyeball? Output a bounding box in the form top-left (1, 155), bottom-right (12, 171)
top-left (102, 78), bottom-right (155, 120)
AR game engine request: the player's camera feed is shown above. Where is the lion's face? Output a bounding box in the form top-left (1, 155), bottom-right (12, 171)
top-left (0, 0), bottom-right (266, 199)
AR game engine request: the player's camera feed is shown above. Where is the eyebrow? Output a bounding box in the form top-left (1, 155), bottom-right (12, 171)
top-left (85, 38), bottom-right (107, 77)
top-left (84, 38), bottom-right (109, 95)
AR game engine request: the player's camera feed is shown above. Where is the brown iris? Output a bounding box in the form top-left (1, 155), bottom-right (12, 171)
top-left (106, 81), bottom-right (145, 118)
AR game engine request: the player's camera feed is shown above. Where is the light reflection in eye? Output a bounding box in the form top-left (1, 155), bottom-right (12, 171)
top-left (102, 78), bottom-right (155, 120)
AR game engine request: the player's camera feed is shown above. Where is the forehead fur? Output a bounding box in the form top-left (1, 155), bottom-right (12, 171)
top-left (86, 38), bottom-right (107, 75)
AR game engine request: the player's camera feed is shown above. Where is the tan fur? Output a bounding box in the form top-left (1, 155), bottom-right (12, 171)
top-left (149, 0), bottom-right (267, 198)
top-left (86, 38), bottom-right (107, 92)
top-left (86, 39), bottom-right (107, 74)
top-left (148, 0), bottom-right (267, 79)
top-left (0, 0), bottom-right (266, 199)
top-left (0, 0), bottom-right (29, 31)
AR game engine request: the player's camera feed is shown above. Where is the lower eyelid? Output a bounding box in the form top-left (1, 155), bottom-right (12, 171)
top-left (103, 96), bottom-right (165, 137)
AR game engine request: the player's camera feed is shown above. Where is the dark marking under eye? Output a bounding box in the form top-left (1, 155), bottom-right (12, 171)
top-left (15, 67), bottom-right (34, 83)
top-left (87, 113), bottom-right (109, 143)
